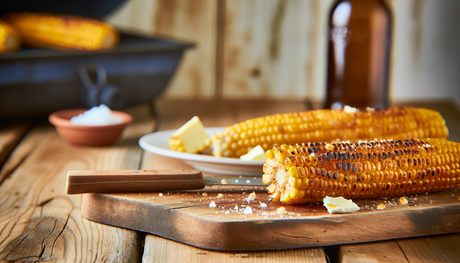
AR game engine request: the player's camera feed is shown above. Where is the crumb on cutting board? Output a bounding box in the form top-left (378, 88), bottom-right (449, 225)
top-left (276, 206), bottom-right (287, 215)
top-left (399, 196), bottom-right (408, 205)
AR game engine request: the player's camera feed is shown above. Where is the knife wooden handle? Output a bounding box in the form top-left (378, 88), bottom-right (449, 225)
top-left (66, 169), bottom-right (205, 194)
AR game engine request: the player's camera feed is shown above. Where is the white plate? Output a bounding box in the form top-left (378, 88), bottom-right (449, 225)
top-left (138, 127), bottom-right (265, 176)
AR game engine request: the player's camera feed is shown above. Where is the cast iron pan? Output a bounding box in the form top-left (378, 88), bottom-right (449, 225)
top-left (0, 0), bottom-right (126, 18)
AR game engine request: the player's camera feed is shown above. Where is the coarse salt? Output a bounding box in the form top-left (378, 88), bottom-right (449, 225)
top-left (243, 206), bottom-right (253, 214)
top-left (70, 104), bottom-right (121, 126)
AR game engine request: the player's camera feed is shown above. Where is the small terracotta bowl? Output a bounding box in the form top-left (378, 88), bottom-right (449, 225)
top-left (49, 109), bottom-right (133, 146)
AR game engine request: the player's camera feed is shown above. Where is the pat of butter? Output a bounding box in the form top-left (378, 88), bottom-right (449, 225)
top-left (240, 145), bottom-right (268, 161)
top-left (323, 196), bottom-right (360, 214)
top-left (169, 116), bottom-right (211, 153)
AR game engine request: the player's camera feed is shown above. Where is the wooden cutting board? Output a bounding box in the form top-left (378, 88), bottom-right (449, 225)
top-left (81, 186), bottom-right (460, 251)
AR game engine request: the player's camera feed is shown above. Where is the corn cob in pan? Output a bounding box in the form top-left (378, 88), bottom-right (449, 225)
top-left (212, 107), bottom-right (448, 158)
top-left (0, 21), bottom-right (20, 52)
top-left (262, 138), bottom-right (460, 204)
top-left (1, 12), bottom-right (119, 51)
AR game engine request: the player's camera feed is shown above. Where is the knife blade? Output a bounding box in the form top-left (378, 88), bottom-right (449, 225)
top-left (66, 169), bottom-right (265, 194)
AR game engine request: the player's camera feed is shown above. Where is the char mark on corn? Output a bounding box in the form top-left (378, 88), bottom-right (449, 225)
top-left (262, 138), bottom-right (460, 204)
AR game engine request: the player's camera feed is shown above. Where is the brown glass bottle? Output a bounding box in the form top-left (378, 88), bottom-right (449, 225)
top-left (324, 0), bottom-right (392, 109)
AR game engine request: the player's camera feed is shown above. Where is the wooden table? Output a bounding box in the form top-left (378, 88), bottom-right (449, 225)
top-left (1, 98), bottom-right (459, 262)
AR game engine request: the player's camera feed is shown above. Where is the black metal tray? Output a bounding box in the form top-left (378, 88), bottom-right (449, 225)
top-left (0, 31), bottom-right (194, 119)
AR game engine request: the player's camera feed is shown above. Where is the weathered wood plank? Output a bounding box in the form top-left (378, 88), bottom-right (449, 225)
top-left (142, 235), bottom-right (326, 263)
top-left (0, 123), bottom-right (33, 183)
top-left (338, 241), bottom-right (408, 263)
top-left (107, 0), bottom-right (460, 104)
top-left (396, 234), bottom-right (460, 263)
top-left (154, 98), bottom-right (308, 130)
top-left (338, 234), bottom-right (460, 263)
top-left (108, 0), bottom-right (218, 99)
top-left (0, 104), bottom-right (154, 262)
top-left (221, 0), bottom-right (332, 99)
top-left (81, 185), bottom-right (460, 251)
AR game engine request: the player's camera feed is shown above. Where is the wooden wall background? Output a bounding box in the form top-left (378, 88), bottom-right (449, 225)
top-left (106, 0), bottom-right (460, 107)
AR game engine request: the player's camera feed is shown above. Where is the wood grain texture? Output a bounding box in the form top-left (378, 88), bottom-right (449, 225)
top-left (150, 0), bottom-right (217, 99)
top-left (66, 169), bottom-right (205, 194)
top-left (222, 0), bottom-right (330, 99)
top-left (0, 123), bottom-right (33, 183)
top-left (142, 235), bottom-right (327, 263)
top-left (396, 234), bottom-right (460, 263)
top-left (338, 241), bottom-right (408, 263)
top-left (0, 104), bottom-right (154, 262)
top-left (106, 0), bottom-right (460, 105)
top-left (81, 187), bottom-right (460, 251)
top-left (107, 0), bottom-right (218, 99)
top-left (338, 234), bottom-right (460, 263)
top-left (154, 98), bottom-right (308, 130)
top-left (388, 0), bottom-right (460, 106)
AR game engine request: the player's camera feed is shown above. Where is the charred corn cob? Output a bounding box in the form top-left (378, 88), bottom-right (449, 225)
top-left (212, 107), bottom-right (448, 158)
top-left (0, 21), bottom-right (20, 52)
top-left (1, 13), bottom-right (119, 50)
top-left (263, 138), bottom-right (460, 204)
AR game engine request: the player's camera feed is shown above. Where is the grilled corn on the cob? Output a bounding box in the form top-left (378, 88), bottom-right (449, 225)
top-left (212, 107), bottom-right (448, 158)
top-left (0, 21), bottom-right (20, 52)
top-left (263, 138), bottom-right (460, 204)
top-left (2, 12), bottom-right (119, 50)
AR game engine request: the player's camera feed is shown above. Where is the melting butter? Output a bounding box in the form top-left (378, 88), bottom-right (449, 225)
top-left (240, 145), bottom-right (268, 161)
top-left (323, 196), bottom-right (360, 214)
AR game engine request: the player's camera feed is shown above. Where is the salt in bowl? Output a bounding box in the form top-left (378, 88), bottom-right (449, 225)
top-left (49, 109), bottom-right (133, 146)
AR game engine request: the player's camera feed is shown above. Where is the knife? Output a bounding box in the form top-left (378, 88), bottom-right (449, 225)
top-left (66, 169), bottom-right (265, 194)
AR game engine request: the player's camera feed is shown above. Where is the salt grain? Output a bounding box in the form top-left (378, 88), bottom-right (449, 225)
top-left (243, 206), bottom-right (253, 214)
top-left (70, 104), bottom-right (121, 126)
